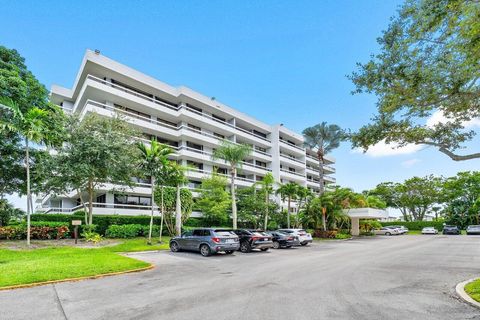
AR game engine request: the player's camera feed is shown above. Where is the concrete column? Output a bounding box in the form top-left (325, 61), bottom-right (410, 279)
top-left (351, 217), bottom-right (360, 236)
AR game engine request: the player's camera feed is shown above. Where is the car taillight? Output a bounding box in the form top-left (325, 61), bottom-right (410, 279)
top-left (212, 237), bottom-right (220, 243)
top-left (288, 237), bottom-right (294, 240)
top-left (251, 236), bottom-right (259, 241)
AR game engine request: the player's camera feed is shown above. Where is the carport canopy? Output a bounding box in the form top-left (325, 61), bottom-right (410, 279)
top-left (344, 208), bottom-right (388, 236)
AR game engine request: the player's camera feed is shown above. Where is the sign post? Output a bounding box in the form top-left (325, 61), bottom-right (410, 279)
top-left (72, 220), bottom-right (82, 244)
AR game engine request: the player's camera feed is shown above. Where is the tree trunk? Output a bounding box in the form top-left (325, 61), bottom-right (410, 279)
top-left (322, 211), bottom-right (326, 232)
top-left (88, 178), bottom-right (94, 225)
top-left (159, 186), bottom-right (165, 242)
top-left (76, 189), bottom-right (88, 225)
top-left (264, 191), bottom-right (269, 231)
top-left (287, 196), bottom-right (291, 228)
top-left (148, 176), bottom-right (155, 245)
top-left (317, 151), bottom-right (325, 195)
top-left (230, 167), bottom-right (237, 229)
top-left (25, 138), bottom-right (31, 246)
top-left (175, 185), bottom-right (182, 236)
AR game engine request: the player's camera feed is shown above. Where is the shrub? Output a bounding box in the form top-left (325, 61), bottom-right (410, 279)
top-left (335, 233), bottom-right (351, 239)
top-left (314, 230), bottom-right (337, 238)
top-left (105, 224), bottom-right (161, 238)
top-left (380, 221), bottom-right (445, 230)
top-left (0, 223), bottom-right (70, 240)
top-left (82, 231), bottom-right (103, 244)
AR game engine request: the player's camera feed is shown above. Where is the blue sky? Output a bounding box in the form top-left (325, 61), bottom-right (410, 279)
top-left (2, 0), bottom-right (478, 210)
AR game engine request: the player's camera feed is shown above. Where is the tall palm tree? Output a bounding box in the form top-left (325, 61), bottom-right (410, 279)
top-left (212, 140), bottom-right (252, 229)
top-left (302, 122), bottom-right (343, 194)
top-left (0, 97), bottom-right (50, 246)
top-left (137, 139), bottom-right (173, 245)
top-left (254, 173), bottom-right (276, 230)
top-left (276, 182), bottom-right (299, 228)
top-left (296, 186), bottom-right (313, 213)
top-left (164, 162), bottom-right (189, 236)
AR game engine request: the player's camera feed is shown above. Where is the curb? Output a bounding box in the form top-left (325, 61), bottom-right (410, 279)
top-left (456, 278), bottom-right (480, 309)
top-left (0, 264), bottom-right (154, 291)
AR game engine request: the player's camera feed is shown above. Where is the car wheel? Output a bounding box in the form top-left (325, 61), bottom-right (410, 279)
top-left (225, 250), bottom-right (234, 255)
top-left (200, 244), bottom-right (211, 257)
top-left (170, 241), bottom-right (180, 252)
top-left (300, 242), bottom-right (308, 246)
top-left (240, 241), bottom-right (251, 253)
top-left (385, 232), bottom-right (391, 236)
top-left (272, 241), bottom-right (280, 249)
top-left (286, 245), bottom-right (292, 248)
top-left (260, 248), bottom-right (269, 252)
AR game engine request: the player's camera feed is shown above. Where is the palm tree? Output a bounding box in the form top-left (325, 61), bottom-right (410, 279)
top-left (296, 186), bottom-right (313, 213)
top-left (254, 173), bottom-right (276, 230)
top-left (212, 140), bottom-right (252, 229)
top-left (0, 97), bottom-right (50, 246)
top-left (164, 162), bottom-right (189, 236)
top-left (302, 122), bottom-right (343, 194)
top-left (137, 139), bottom-right (173, 245)
top-left (276, 182), bottom-right (299, 228)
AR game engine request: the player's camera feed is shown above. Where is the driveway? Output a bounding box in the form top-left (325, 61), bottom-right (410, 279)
top-left (1, 235), bottom-right (479, 320)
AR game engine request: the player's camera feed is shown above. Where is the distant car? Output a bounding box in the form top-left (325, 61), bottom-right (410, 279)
top-left (375, 227), bottom-right (401, 236)
top-left (443, 225), bottom-right (461, 235)
top-left (387, 225), bottom-right (409, 234)
top-left (265, 231), bottom-right (296, 249)
top-left (169, 228), bottom-right (240, 257)
top-left (232, 229), bottom-right (273, 252)
top-left (277, 229), bottom-right (313, 246)
top-left (466, 225), bottom-right (480, 235)
top-left (422, 227), bottom-right (438, 235)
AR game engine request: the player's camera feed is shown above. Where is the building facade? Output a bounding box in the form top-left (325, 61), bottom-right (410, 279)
top-left (36, 50), bottom-right (336, 215)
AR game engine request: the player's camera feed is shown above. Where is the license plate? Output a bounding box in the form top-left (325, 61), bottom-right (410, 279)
top-left (226, 239), bottom-right (235, 243)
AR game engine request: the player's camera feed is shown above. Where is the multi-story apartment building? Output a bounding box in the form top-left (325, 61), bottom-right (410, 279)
top-left (36, 50), bottom-right (336, 216)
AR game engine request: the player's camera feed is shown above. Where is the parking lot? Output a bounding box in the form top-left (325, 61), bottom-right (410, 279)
top-left (1, 235), bottom-right (480, 320)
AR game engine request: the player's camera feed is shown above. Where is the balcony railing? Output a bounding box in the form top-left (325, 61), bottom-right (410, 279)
top-left (86, 75), bottom-right (271, 143)
top-left (280, 153), bottom-right (305, 164)
top-left (280, 169), bottom-right (305, 178)
top-left (280, 139), bottom-right (304, 151)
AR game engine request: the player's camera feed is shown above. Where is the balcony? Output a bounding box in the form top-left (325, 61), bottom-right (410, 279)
top-left (85, 75), bottom-right (272, 145)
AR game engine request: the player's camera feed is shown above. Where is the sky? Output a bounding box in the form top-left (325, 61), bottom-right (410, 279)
top-left (1, 0), bottom-right (479, 211)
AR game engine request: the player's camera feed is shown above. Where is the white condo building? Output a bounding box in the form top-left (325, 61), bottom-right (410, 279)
top-left (36, 50), bottom-right (336, 216)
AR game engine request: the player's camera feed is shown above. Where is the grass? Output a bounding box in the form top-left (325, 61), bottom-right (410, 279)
top-left (465, 278), bottom-right (480, 302)
top-left (106, 237), bottom-right (171, 252)
top-left (0, 237), bottom-right (171, 289)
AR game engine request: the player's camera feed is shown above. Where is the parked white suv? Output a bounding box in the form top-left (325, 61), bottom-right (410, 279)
top-left (277, 229), bottom-right (313, 246)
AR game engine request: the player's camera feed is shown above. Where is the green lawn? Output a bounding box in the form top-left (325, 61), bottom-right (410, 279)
top-left (0, 237), bottom-right (171, 289)
top-left (106, 237), bottom-right (171, 252)
top-left (465, 278), bottom-right (480, 302)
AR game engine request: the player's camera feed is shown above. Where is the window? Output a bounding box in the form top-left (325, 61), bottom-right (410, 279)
top-left (187, 161), bottom-right (203, 170)
top-left (255, 146), bottom-right (267, 153)
top-left (188, 123), bottom-right (201, 131)
top-left (186, 104), bottom-right (202, 113)
top-left (255, 160), bottom-right (267, 168)
top-left (212, 114), bottom-right (226, 122)
top-left (188, 180), bottom-right (202, 189)
top-left (157, 118), bottom-right (177, 127)
top-left (186, 141), bottom-right (203, 151)
top-left (154, 96), bottom-right (177, 108)
top-left (111, 79), bottom-right (153, 98)
top-left (114, 195), bottom-right (151, 206)
top-left (213, 132), bottom-right (225, 139)
top-left (193, 229), bottom-right (209, 236)
top-left (114, 104), bottom-right (151, 119)
top-left (214, 167), bottom-right (228, 175)
top-left (252, 130), bottom-right (267, 139)
top-left (289, 167), bottom-right (296, 173)
top-left (287, 140), bottom-right (296, 146)
top-left (96, 194), bottom-right (106, 203)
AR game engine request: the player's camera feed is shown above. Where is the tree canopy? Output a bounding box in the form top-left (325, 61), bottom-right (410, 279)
top-left (350, 0), bottom-right (480, 161)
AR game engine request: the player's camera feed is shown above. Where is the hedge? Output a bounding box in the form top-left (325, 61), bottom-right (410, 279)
top-left (0, 222), bottom-right (70, 240)
top-left (380, 221), bottom-right (445, 230)
top-left (105, 224), bottom-right (160, 238)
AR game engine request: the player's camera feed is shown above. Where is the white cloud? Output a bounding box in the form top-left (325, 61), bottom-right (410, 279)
top-left (427, 110), bottom-right (480, 128)
top-left (352, 140), bottom-right (423, 157)
top-left (401, 158), bottom-right (421, 168)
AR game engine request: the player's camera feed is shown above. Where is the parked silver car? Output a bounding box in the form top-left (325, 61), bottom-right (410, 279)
top-left (421, 227), bottom-right (438, 235)
top-left (466, 225), bottom-right (480, 235)
top-left (374, 227), bottom-right (401, 236)
top-left (170, 228), bottom-right (240, 257)
top-left (387, 225), bottom-right (409, 234)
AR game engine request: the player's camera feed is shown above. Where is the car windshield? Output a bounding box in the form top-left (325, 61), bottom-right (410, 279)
top-left (468, 225), bottom-right (480, 228)
top-left (251, 232), bottom-right (265, 237)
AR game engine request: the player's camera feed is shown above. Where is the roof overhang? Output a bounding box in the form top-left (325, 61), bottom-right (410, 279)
top-left (343, 208), bottom-right (388, 219)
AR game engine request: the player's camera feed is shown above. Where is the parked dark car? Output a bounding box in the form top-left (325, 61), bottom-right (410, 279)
top-left (232, 229), bottom-right (274, 253)
top-left (442, 225), bottom-right (461, 235)
top-left (169, 228), bottom-right (240, 257)
top-left (466, 225), bottom-right (480, 235)
top-left (264, 231), bottom-right (296, 249)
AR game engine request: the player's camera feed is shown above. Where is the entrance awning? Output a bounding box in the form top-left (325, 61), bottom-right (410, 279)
top-left (343, 208), bottom-right (388, 236)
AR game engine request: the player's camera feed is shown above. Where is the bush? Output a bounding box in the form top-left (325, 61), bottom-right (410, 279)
top-left (105, 224), bottom-right (161, 238)
top-left (0, 222), bottom-right (70, 240)
top-left (31, 214), bottom-right (170, 235)
top-left (335, 233), bottom-right (351, 239)
top-left (314, 230), bottom-right (337, 238)
top-left (380, 221), bottom-right (445, 230)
